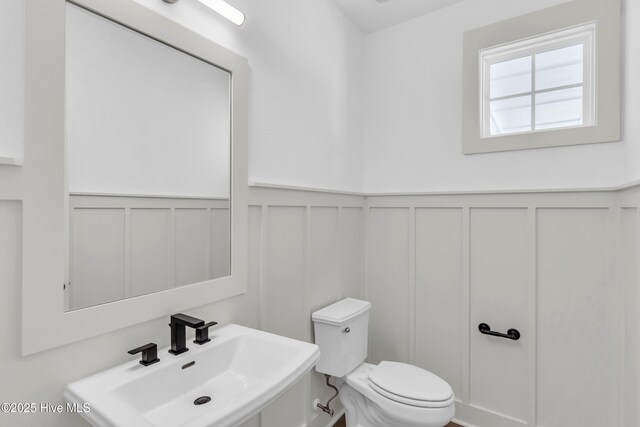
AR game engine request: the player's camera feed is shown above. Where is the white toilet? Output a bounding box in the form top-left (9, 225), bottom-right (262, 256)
top-left (312, 298), bottom-right (455, 427)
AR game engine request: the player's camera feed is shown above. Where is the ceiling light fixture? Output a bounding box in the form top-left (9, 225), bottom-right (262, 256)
top-left (162, 0), bottom-right (245, 26)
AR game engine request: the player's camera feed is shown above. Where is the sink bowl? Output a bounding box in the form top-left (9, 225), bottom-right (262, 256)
top-left (64, 324), bottom-right (320, 427)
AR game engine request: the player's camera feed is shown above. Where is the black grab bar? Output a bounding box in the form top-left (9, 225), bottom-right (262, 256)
top-left (478, 323), bottom-right (520, 341)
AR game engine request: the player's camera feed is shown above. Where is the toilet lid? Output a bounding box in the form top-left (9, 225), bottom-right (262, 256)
top-left (368, 361), bottom-right (453, 406)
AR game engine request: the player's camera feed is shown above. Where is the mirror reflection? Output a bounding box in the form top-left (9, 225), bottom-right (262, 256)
top-left (65, 3), bottom-right (231, 311)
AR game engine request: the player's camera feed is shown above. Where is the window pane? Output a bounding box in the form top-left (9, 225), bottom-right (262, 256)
top-left (535, 86), bottom-right (583, 130)
top-left (535, 44), bottom-right (583, 91)
top-left (490, 95), bottom-right (532, 135)
top-left (490, 56), bottom-right (532, 99)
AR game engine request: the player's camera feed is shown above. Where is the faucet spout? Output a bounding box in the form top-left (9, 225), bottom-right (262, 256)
top-left (169, 313), bottom-right (205, 355)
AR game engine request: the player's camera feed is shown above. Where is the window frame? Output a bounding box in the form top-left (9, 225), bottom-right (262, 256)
top-left (480, 22), bottom-right (596, 138)
top-left (461, 0), bottom-right (620, 155)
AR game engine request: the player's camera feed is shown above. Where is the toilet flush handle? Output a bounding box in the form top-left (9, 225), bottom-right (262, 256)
top-left (342, 327), bottom-right (351, 333)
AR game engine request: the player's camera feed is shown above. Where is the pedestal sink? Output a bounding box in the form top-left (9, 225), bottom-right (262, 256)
top-left (64, 324), bottom-right (320, 427)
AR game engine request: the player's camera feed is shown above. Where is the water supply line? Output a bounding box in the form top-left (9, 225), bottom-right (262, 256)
top-left (316, 374), bottom-right (339, 417)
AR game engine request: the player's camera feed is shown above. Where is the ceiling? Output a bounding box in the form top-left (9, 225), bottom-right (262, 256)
top-left (331, 0), bottom-right (464, 34)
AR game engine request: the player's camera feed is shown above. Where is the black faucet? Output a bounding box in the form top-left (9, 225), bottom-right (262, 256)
top-left (169, 313), bottom-right (204, 355)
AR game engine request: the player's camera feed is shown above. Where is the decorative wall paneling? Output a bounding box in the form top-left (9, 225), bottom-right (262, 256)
top-left (8, 183), bottom-right (640, 427)
top-left (68, 195), bottom-right (229, 310)
top-left (618, 185), bottom-right (640, 427)
top-left (247, 187), bottom-right (366, 427)
top-left (366, 190), bottom-right (633, 427)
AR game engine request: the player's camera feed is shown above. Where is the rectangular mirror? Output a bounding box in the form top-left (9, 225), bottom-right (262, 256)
top-left (65, 3), bottom-right (231, 311)
top-left (22, 0), bottom-right (248, 355)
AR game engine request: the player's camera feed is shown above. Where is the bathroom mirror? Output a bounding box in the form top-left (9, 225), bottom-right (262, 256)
top-left (22, 0), bottom-right (248, 354)
top-left (65, 3), bottom-right (231, 311)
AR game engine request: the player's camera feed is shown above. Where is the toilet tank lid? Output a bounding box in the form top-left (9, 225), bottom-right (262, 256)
top-left (312, 298), bottom-right (371, 326)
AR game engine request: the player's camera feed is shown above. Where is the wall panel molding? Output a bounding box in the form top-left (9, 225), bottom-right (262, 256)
top-left (366, 189), bottom-right (635, 427)
top-left (246, 187), bottom-right (367, 427)
top-left (67, 195), bottom-right (229, 310)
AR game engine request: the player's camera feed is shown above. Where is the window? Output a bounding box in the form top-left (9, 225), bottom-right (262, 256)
top-left (480, 23), bottom-right (595, 138)
top-left (461, 0), bottom-right (620, 154)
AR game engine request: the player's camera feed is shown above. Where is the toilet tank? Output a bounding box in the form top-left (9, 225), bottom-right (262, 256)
top-left (311, 298), bottom-right (371, 377)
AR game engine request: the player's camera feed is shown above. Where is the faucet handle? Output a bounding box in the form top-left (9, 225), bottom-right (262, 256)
top-left (194, 321), bottom-right (218, 345)
top-left (128, 343), bottom-right (160, 366)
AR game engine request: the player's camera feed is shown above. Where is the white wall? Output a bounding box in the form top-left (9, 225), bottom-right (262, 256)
top-left (132, 0), bottom-right (365, 193)
top-left (362, 0), bottom-right (637, 193)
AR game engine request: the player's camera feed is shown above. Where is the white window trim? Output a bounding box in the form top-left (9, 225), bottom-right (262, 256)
top-left (479, 22), bottom-right (596, 139)
top-left (461, 0), bottom-right (620, 155)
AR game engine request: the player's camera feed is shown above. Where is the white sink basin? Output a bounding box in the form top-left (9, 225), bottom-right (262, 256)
top-left (64, 324), bottom-right (320, 427)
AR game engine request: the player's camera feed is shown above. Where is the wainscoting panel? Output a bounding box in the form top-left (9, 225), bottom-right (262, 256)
top-left (620, 208), bottom-right (638, 427)
top-left (68, 195), bottom-right (230, 311)
top-left (619, 185), bottom-right (640, 427)
top-left (368, 208), bottom-right (411, 365)
top-left (130, 208), bottom-right (171, 297)
top-left (341, 207), bottom-right (366, 299)
top-left (174, 208), bottom-right (209, 287)
top-left (536, 208), bottom-right (618, 427)
top-left (71, 208), bottom-right (125, 309)
top-left (366, 191), bottom-right (627, 427)
top-left (309, 207), bottom-right (341, 317)
top-left (469, 208), bottom-right (530, 423)
top-left (68, 185), bottom-right (639, 427)
top-left (414, 208), bottom-right (463, 400)
top-left (211, 208), bottom-right (230, 278)
top-left (247, 187), bottom-right (366, 427)
top-left (263, 206), bottom-right (307, 341)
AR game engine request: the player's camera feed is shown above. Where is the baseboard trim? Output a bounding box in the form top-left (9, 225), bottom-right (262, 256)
top-left (454, 402), bottom-right (528, 427)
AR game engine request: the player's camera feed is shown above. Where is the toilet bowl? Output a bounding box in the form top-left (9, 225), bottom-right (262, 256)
top-left (341, 363), bottom-right (455, 427)
top-left (312, 298), bottom-right (455, 427)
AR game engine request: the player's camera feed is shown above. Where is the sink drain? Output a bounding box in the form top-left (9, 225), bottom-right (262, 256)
top-left (194, 396), bottom-right (212, 406)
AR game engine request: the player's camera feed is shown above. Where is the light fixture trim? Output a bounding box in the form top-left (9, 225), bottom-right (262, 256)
top-left (162, 0), bottom-right (245, 26)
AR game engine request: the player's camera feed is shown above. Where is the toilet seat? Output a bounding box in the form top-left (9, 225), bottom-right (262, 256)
top-left (368, 361), bottom-right (454, 408)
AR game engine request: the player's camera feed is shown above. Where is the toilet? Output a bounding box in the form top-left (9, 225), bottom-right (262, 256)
top-left (312, 298), bottom-right (455, 427)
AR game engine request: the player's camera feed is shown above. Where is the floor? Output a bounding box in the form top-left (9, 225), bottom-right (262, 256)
top-left (333, 415), bottom-right (461, 427)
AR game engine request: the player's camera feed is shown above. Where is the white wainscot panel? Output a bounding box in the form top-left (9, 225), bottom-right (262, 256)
top-left (130, 208), bottom-right (171, 297)
top-left (340, 207), bottom-right (365, 300)
top-left (308, 207), bottom-right (341, 421)
top-left (537, 208), bottom-right (618, 427)
top-left (261, 380), bottom-right (306, 427)
top-left (264, 206), bottom-right (306, 341)
top-left (469, 208), bottom-right (530, 423)
top-left (247, 190), bottom-right (366, 427)
top-left (414, 208), bottom-right (464, 400)
top-left (211, 208), bottom-right (230, 278)
top-left (620, 208), bottom-right (638, 427)
top-left (309, 206), bottom-right (340, 314)
top-left (174, 208), bottom-right (208, 286)
top-left (71, 208), bottom-right (125, 309)
top-left (368, 208), bottom-right (410, 364)
top-left (69, 197), bottom-right (230, 310)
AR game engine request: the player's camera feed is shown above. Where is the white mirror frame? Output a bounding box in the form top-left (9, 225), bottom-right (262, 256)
top-left (22, 0), bottom-right (248, 355)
